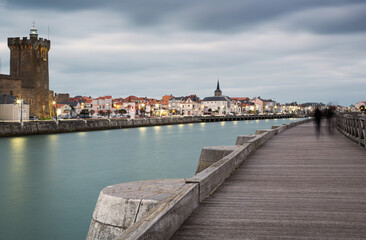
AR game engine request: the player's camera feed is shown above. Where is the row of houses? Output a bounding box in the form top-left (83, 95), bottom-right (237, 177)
top-left (2, 82), bottom-right (365, 121)
top-left (52, 82), bottom-right (308, 118)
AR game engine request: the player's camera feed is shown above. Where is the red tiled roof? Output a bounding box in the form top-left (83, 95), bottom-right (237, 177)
top-left (232, 97), bottom-right (249, 101)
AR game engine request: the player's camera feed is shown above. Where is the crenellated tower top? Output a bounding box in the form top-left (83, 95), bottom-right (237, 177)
top-left (8, 23), bottom-right (50, 50)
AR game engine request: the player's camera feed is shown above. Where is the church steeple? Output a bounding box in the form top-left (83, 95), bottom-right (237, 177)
top-left (214, 80), bottom-right (222, 96)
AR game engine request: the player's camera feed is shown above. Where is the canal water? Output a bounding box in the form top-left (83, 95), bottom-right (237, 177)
top-left (0, 118), bottom-right (303, 239)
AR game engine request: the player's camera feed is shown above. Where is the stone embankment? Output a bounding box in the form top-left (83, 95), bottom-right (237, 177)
top-left (0, 114), bottom-right (295, 137)
top-left (0, 117), bottom-right (200, 137)
top-left (86, 118), bottom-right (311, 240)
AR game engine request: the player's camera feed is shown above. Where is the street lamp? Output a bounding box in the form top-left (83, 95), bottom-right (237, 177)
top-left (16, 98), bottom-right (23, 123)
top-left (106, 103), bottom-right (110, 119)
top-left (52, 100), bottom-right (57, 120)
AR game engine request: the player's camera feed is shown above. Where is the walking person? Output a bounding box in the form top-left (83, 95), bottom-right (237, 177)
top-left (314, 107), bottom-right (322, 138)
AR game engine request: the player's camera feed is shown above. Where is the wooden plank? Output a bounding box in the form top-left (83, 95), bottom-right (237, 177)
top-left (172, 122), bottom-right (366, 239)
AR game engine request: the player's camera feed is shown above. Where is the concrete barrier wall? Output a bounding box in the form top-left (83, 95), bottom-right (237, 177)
top-left (0, 117), bottom-right (201, 138)
top-left (87, 118), bottom-right (311, 240)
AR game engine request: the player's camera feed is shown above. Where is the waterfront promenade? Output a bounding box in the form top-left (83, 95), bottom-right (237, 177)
top-left (172, 122), bottom-right (366, 239)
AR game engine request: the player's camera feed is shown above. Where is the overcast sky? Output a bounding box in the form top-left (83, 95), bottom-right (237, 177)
top-left (0, 0), bottom-right (365, 105)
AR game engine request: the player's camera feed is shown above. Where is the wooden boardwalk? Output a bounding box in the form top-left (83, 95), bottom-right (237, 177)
top-left (172, 122), bottom-right (366, 240)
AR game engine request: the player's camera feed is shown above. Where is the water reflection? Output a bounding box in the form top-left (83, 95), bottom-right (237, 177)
top-left (153, 126), bottom-right (162, 132)
top-left (10, 137), bottom-right (27, 155)
top-left (77, 132), bottom-right (87, 137)
top-left (138, 127), bottom-right (147, 134)
top-left (9, 138), bottom-right (27, 193)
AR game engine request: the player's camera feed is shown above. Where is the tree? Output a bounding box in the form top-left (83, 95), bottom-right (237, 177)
top-left (119, 109), bottom-right (127, 115)
top-left (80, 109), bottom-right (89, 118)
top-left (69, 105), bottom-right (75, 117)
top-left (140, 107), bottom-right (146, 115)
top-left (98, 110), bottom-right (105, 116)
top-left (106, 110), bottom-right (111, 118)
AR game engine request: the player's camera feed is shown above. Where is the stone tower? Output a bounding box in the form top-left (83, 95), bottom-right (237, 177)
top-left (8, 24), bottom-right (51, 118)
top-left (214, 80), bottom-right (222, 97)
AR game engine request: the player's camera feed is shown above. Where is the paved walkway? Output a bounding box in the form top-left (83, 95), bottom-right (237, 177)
top-left (172, 122), bottom-right (366, 239)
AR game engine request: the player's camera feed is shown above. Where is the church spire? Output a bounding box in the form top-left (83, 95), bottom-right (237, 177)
top-left (216, 80), bottom-right (220, 91)
top-left (214, 80), bottom-right (222, 97)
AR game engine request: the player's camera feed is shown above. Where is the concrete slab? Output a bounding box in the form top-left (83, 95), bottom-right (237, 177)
top-left (196, 146), bottom-right (237, 174)
top-left (87, 179), bottom-right (186, 240)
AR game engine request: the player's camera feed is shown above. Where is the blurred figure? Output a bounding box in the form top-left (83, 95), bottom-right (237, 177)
top-left (326, 106), bottom-right (335, 134)
top-left (314, 107), bottom-right (322, 138)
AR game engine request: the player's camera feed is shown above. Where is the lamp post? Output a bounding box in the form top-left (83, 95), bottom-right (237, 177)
top-left (106, 103), bottom-right (110, 119)
top-left (141, 103), bottom-right (145, 117)
top-left (52, 101), bottom-right (57, 120)
top-left (16, 98), bottom-right (23, 123)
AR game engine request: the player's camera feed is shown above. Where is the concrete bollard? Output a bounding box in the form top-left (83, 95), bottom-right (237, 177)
top-left (255, 129), bottom-right (271, 134)
top-left (195, 146), bottom-right (237, 174)
top-left (87, 179), bottom-right (186, 240)
top-left (236, 135), bottom-right (256, 145)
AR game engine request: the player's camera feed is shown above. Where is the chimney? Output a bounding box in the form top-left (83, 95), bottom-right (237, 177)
top-left (3, 94), bottom-right (7, 104)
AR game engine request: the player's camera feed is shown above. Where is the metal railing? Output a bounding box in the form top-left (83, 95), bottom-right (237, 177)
top-left (336, 113), bottom-right (366, 148)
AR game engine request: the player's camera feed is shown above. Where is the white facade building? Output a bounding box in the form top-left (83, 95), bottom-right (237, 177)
top-left (181, 96), bottom-right (201, 116)
top-left (0, 95), bottom-right (29, 121)
top-left (202, 81), bottom-right (232, 115)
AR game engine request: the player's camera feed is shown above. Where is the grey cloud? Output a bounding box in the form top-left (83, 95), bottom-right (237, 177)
top-left (6, 0), bottom-right (366, 34)
top-left (3, 0), bottom-right (366, 105)
top-left (284, 4), bottom-right (366, 34)
top-left (4, 0), bottom-right (102, 11)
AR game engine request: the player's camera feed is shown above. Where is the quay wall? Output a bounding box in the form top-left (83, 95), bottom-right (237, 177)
top-left (87, 118), bottom-right (311, 240)
top-left (0, 114), bottom-right (295, 138)
top-left (0, 117), bottom-right (201, 137)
